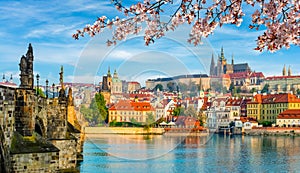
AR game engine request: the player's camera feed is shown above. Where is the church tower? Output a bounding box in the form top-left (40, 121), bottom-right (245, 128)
top-left (210, 54), bottom-right (215, 76)
top-left (112, 69), bottom-right (122, 94)
top-left (282, 65), bottom-right (286, 76)
top-left (107, 67), bottom-right (112, 90)
top-left (288, 66), bottom-right (292, 76)
top-left (220, 47), bottom-right (227, 66)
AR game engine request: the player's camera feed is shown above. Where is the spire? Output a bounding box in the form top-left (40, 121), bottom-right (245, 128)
top-left (113, 69), bottom-right (118, 78)
top-left (231, 54), bottom-right (234, 65)
top-left (9, 74), bottom-right (13, 83)
top-left (2, 74), bottom-right (5, 82)
top-left (283, 64), bottom-right (286, 76)
top-left (288, 66), bottom-right (292, 76)
top-left (220, 46), bottom-right (225, 60)
top-left (107, 66), bottom-right (111, 77)
top-left (210, 54), bottom-right (215, 76)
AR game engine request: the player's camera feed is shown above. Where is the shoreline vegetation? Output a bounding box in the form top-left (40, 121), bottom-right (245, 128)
top-left (84, 127), bottom-right (300, 137)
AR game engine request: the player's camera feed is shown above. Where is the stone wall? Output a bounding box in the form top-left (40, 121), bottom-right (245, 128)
top-left (14, 89), bottom-right (36, 136)
top-left (244, 127), bottom-right (300, 136)
top-left (0, 85), bottom-right (83, 172)
top-left (51, 138), bottom-right (77, 170)
top-left (10, 152), bottom-right (59, 173)
top-left (0, 86), bottom-right (16, 172)
top-left (47, 99), bottom-right (67, 139)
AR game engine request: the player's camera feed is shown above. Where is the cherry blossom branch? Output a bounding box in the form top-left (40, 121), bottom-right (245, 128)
top-left (73, 0), bottom-right (300, 52)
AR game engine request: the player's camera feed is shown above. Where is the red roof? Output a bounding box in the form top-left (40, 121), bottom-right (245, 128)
top-left (240, 117), bottom-right (258, 123)
top-left (0, 82), bottom-right (17, 88)
top-left (250, 72), bottom-right (264, 78)
top-left (127, 81), bottom-right (140, 85)
top-left (109, 100), bottom-right (155, 111)
top-left (222, 74), bottom-right (230, 78)
top-left (278, 109), bottom-right (300, 119)
top-left (265, 75), bottom-right (300, 80)
top-left (250, 93), bottom-right (300, 104)
top-left (228, 72), bottom-right (264, 79)
top-left (229, 72), bottom-right (250, 79)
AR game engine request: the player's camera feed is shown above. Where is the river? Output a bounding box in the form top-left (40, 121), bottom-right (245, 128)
top-left (78, 134), bottom-right (300, 172)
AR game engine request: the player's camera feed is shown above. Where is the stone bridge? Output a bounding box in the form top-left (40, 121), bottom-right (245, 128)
top-left (0, 44), bottom-right (84, 172)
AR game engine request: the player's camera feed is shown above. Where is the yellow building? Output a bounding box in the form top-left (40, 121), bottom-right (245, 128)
top-left (247, 93), bottom-right (300, 123)
top-left (108, 100), bottom-right (155, 123)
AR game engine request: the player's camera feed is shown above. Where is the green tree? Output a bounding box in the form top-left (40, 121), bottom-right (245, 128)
top-left (184, 106), bottom-right (197, 118)
top-left (94, 93), bottom-right (108, 123)
top-left (167, 82), bottom-right (175, 92)
top-left (80, 92), bottom-right (108, 126)
top-left (35, 87), bottom-right (45, 97)
top-left (178, 82), bottom-right (187, 92)
top-left (173, 107), bottom-right (185, 116)
top-left (236, 87), bottom-right (242, 93)
top-left (261, 84), bottom-right (269, 93)
top-left (296, 88), bottom-right (300, 95)
top-left (144, 112), bottom-right (156, 130)
top-left (229, 83), bottom-right (234, 92)
top-left (145, 113), bottom-right (155, 126)
top-left (259, 120), bottom-right (272, 127)
top-left (154, 84), bottom-right (163, 91)
top-left (250, 88), bottom-right (257, 93)
top-left (80, 104), bottom-right (98, 126)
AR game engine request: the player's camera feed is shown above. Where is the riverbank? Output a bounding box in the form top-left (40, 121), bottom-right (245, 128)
top-left (85, 127), bottom-right (165, 135)
top-left (84, 127), bottom-right (210, 136)
top-left (244, 127), bottom-right (300, 136)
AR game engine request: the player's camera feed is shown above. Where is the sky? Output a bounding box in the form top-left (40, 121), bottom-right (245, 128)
top-left (0, 0), bottom-right (299, 87)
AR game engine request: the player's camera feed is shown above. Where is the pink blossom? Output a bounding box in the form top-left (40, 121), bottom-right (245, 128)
top-left (73, 0), bottom-right (300, 52)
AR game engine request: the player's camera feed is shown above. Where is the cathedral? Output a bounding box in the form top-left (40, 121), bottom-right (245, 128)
top-left (210, 47), bottom-right (251, 76)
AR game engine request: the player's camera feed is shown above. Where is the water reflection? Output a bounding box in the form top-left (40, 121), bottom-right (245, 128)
top-left (79, 135), bottom-right (300, 173)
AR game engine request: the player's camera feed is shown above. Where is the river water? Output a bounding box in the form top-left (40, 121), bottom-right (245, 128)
top-left (78, 134), bottom-right (300, 172)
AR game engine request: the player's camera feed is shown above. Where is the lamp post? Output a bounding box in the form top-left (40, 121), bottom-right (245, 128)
top-left (36, 74), bottom-right (40, 95)
top-left (56, 86), bottom-right (59, 97)
top-left (46, 79), bottom-right (49, 98)
top-left (52, 83), bottom-right (55, 98)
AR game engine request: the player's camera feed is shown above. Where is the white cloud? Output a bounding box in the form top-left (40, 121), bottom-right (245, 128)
top-left (65, 74), bottom-right (102, 84)
top-left (108, 50), bottom-right (135, 60)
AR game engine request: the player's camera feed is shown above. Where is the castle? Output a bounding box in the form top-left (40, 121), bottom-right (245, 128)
top-left (210, 47), bottom-right (251, 76)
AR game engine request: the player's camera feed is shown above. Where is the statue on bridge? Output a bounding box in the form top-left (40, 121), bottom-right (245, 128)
top-left (19, 43), bottom-right (34, 89)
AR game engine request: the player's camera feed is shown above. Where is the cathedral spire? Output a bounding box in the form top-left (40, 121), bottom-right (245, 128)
top-left (283, 64), bottom-right (286, 76)
top-left (210, 54), bottom-right (215, 76)
top-left (220, 46), bottom-right (225, 60)
top-left (288, 66), bottom-right (292, 76)
top-left (107, 66), bottom-right (111, 77)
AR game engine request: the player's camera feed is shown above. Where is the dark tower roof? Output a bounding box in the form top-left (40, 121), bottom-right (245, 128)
top-left (220, 46), bottom-right (225, 60)
top-left (210, 54), bottom-right (215, 76)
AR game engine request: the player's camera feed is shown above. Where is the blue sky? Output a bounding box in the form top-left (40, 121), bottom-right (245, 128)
top-left (0, 0), bottom-right (299, 86)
